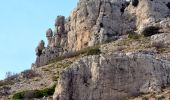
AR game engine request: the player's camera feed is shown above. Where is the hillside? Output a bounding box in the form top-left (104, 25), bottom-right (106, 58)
top-left (0, 0), bottom-right (170, 100)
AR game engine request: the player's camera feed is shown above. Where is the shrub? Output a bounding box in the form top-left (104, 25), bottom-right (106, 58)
top-left (158, 96), bottom-right (165, 100)
top-left (21, 69), bottom-right (38, 79)
top-left (0, 81), bottom-right (6, 87)
top-left (142, 26), bottom-right (160, 37)
top-left (52, 75), bottom-right (59, 82)
top-left (13, 91), bottom-right (24, 99)
top-left (142, 97), bottom-right (149, 100)
top-left (128, 31), bottom-right (140, 40)
top-left (86, 46), bottom-right (101, 55)
top-left (49, 45), bottom-right (101, 64)
top-left (12, 84), bottom-right (56, 99)
top-left (0, 76), bottom-right (17, 87)
top-left (5, 74), bottom-right (18, 82)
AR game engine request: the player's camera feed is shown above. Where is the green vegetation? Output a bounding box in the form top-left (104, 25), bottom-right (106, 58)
top-left (55, 61), bottom-right (73, 69)
top-left (50, 61), bottom-right (73, 82)
top-left (157, 96), bottom-right (165, 100)
top-left (42, 67), bottom-right (50, 72)
top-left (113, 36), bottom-right (151, 52)
top-left (142, 97), bottom-right (149, 100)
top-left (12, 84), bottom-right (56, 99)
top-left (128, 31), bottom-right (141, 40)
top-left (0, 80), bottom-right (15, 87)
top-left (52, 75), bottom-right (60, 82)
top-left (86, 46), bottom-right (101, 56)
top-left (0, 70), bottom-right (38, 87)
top-left (0, 80), bottom-right (6, 87)
top-left (49, 45), bottom-right (101, 64)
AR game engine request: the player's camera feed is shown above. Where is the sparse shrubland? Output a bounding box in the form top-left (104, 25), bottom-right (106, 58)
top-left (12, 84), bottom-right (56, 99)
top-left (49, 45), bottom-right (101, 64)
top-left (128, 31), bottom-right (141, 40)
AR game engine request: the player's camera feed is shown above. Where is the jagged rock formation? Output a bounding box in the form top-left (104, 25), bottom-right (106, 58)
top-left (35, 40), bottom-right (45, 57)
top-left (33, 0), bottom-right (170, 67)
top-left (53, 53), bottom-right (170, 100)
top-left (46, 28), bottom-right (54, 47)
top-left (34, 16), bottom-right (67, 67)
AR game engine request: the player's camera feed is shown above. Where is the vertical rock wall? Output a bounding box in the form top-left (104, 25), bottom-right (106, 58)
top-left (53, 53), bottom-right (170, 100)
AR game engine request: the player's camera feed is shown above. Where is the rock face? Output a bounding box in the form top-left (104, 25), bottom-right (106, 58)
top-left (0, 86), bottom-right (10, 96)
top-left (125, 0), bottom-right (170, 34)
top-left (34, 0), bottom-right (170, 67)
top-left (151, 33), bottom-right (170, 47)
top-left (34, 16), bottom-right (67, 67)
top-left (35, 40), bottom-right (45, 57)
top-left (53, 53), bottom-right (170, 100)
top-left (66, 0), bottom-right (170, 51)
top-left (46, 28), bottom-right (54, 47)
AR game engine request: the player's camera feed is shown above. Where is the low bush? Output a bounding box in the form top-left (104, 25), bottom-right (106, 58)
top-left (49, 45), bottom-right (101, 64)
top-left (12, 84), bottom-right (56, 99)
top-left (86, 46), bottom-right (101, 55)
top-left (142, 97), bottom-right (149, 100)
top-left (0, 81), bottom-right (6, 87)
top-left (128, 31), bottom-right (140, 40)
top-left (52, 75), bottom-right (59, 82)
top-left (157, 96), bottom-right (165, 100)
top-left (0, 79), bottom-right (16, 87)
top-left (21, 69), bottom-right (38, 79)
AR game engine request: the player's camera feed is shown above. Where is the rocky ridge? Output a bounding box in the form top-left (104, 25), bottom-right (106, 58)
top-left (33, 0), bottom-right (170, 68)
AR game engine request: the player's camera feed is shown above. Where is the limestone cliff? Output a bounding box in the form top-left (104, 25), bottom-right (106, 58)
top-left (33, 0), bottom-right (170, 67)
top-left (1, 0), bottom-right (170, 99)
top-left (53, 53), bottom-right (170, 100)
top-left (51, 0), bottom-right (170, 100)
top-left (66, 0), bottom-right (170, 50)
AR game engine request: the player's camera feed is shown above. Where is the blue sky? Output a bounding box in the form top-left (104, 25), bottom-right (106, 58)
top-left (0, 0), bottom-right (78, 80)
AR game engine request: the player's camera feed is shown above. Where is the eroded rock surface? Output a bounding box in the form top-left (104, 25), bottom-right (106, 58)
top-left (151, 33), bottom-right (170, 47)
top-left (53, 53), bottom-right (170, 100)
top-left (66, 0), bottom-right (170, 50)
top-left (34, 0), bottom-right (170, 67)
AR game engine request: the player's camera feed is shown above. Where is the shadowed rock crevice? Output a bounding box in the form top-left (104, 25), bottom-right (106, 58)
top-left (132, 0), bottom-right (139, 7)
top-left (167, 2), bottom-right (170, 9)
